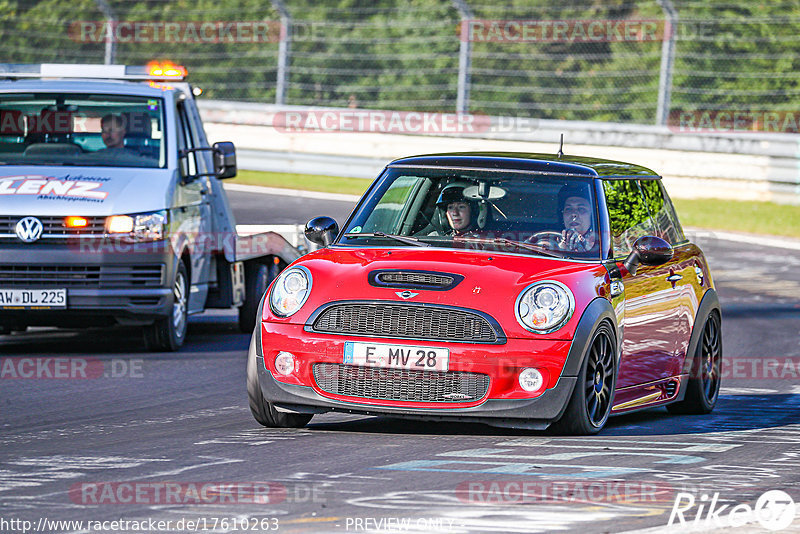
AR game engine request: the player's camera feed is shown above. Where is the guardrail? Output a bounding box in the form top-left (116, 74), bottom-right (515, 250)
top-left (200, 100), bottom-right (800, 205)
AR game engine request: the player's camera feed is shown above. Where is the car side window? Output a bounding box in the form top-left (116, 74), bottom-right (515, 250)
top-left (603, 179), bottom-right (656, 257)
top-left (176, 103), bottom-right (197, 177)
top-left (639, 179), bottom-right (685, 245)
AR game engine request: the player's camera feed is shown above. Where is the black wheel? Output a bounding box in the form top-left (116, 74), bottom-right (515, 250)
top-left (667, 311), bottom-right (721, 415)
top-left (144, 261), bottom-right (189, 352)
top-left (246, 332), bottom-right (312, 428)
top-left (551, 323), bottom-right (617, 435)
top-left (238, 261), bottom-right (273, 333)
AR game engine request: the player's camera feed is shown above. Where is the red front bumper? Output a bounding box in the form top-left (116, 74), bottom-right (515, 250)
top-left (258, 321), bottom-right (576, 416)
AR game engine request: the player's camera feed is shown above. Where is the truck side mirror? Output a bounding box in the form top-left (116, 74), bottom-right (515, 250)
top-left (623, 236), bottom-right (673, 275)
top-left (213, 141), bottom-right (236, 179)
top-left (305, 216), bottom-right (339, 246)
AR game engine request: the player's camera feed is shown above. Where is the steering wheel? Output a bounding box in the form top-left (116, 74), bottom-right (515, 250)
top-left (526, 231), bottom-right (562, 245)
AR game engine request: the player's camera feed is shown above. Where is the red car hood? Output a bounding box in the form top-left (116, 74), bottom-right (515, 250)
top-left (267, 247), bottom-right (609, 340)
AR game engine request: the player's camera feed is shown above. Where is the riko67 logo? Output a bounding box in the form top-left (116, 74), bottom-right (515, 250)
top-left (669, 489), bottom-right (796, 531)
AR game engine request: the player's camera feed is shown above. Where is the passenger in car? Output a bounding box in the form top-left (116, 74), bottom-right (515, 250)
top-left (436, 185), bottom-right (480, 237)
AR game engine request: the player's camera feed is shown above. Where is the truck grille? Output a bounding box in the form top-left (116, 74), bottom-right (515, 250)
top-left (0, 216), bottom-right (106, 238)
top-left (0, 264), bottom-right (164, 288)
top-left (311, 302), bottom-right (501, 343)
top-left (313, 363), bottom-right (490, 403)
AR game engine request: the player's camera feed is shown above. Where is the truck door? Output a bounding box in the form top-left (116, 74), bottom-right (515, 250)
top-left (176, 100), bottom-right (212, 313)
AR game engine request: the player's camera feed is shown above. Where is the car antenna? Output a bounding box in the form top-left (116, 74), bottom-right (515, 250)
top-left (557, 133), bottom-right (564, 159)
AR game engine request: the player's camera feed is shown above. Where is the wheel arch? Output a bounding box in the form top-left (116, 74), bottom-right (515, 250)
top-left (550, 297), bottom-right (619, 423)
top-left (673, 288), bottom-right (721, 401)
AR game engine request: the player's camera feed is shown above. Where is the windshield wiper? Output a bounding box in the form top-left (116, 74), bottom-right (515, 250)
top-left (453, 236), bottom-right (561, 257)
top-left (343, 232), bottom-right (430, 247)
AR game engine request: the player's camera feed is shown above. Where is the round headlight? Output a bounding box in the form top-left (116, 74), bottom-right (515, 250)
top-left (269, 266), bottom-right (312, 317)
top-left (515, 281), bottom-right (574, 333)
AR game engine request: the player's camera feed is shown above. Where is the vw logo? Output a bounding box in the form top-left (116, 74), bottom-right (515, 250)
top-left (15, 216), bottom-right (43, 243)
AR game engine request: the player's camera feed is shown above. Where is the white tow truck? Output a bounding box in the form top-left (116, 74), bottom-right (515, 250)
top-left (0, 62), bottom-right (302, 350)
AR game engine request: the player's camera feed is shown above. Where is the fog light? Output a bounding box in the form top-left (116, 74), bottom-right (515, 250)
top-left (519, 368), bottom-right (544, 392)
top-left (275, 352), bottom-right (295, 376)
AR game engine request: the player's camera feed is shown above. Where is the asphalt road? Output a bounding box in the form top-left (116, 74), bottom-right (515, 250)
top-left (1, 188), bottom-right (799, 534)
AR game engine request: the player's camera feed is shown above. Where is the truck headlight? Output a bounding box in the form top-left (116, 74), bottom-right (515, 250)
top-left (106, 210), bottom-right (167, 242)
top-left (515, 281), bottom-right (574, 333)
top-left (269, 266), bottom-right (312, 317)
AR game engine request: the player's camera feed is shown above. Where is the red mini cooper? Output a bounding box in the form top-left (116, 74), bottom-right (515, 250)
top-left (246, 153), bottom-right (722, 434)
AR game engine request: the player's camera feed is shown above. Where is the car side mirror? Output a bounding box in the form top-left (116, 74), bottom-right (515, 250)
top-left (623, 236), bottom-right (673, 275)
top-left (305, 216), bottom-right (339, 247)
top-left (213, 141), bottom-right (237, 179)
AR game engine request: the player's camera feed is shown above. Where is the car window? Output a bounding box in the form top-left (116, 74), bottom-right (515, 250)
top-left (603, 179), bottom-right (656, 257)
top-left (176, 102), bottom-right (198, 177)
top-left (639, 179), bottom-right (685, 245)
top-left (360, 174), bottom-right (428, 233)
top-left (342, 167), bottom-right (601, 260)
top-left (0, 93), bottom-right (165, 168)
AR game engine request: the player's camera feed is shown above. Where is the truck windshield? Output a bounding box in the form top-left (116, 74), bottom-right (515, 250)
top-left (0, 93), bottom-right (165, 168)
top-left (339, 166), bottom-right (602, 260)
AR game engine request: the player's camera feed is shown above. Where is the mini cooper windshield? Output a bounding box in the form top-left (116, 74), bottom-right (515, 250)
top-left (340, 167), bottom-right (602, 260)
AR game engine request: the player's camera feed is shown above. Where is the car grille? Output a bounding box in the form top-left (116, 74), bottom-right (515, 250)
top-left (0, 264), bottom-right (164, 288)
top-left (313, 363), bottom-right (490, 403)
top-left (311, 302), bottom-right (501, 343)
top-left (0, 215), bottom-right (106, 238)
top-left (370, 270), bottom-right (461, 290)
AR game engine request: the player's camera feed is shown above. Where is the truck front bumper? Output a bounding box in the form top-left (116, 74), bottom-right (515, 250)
top-left (0, 240), bottom-right (175, 327)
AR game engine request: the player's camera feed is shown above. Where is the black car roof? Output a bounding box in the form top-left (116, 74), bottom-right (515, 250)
top-left (388, 152), bottom-right (660, 179)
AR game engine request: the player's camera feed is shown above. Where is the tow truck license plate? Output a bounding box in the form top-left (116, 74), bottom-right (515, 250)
top-left (343, 341), bottom-right (449, 372)
top-left (0, 289), bottom-right (67, 309)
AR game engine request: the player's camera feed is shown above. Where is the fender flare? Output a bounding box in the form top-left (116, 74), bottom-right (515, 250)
top-left (561, 297), bottom-right (619, 377)
top-left (679, 288), bottom-right (721, 377)
top-left (549, 297), bottom-right (618, 421)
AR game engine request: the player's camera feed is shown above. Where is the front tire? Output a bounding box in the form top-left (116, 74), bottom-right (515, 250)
top-left (667, 311), bottom-right (721, 415)
top-left (551, 323), bottom-right (617, 435)
top-left (246, 332), bottom-right (312, 428)
top-left (144, 261), bottom-right (189, 352)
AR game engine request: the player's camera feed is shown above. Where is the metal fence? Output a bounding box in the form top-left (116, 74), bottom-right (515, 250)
top-left (3, 1), bottom-right (800, 128)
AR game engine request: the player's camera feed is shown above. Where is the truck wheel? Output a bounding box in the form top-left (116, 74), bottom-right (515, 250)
top-left (550, 323), bottom-right (617, 435)
top-left (144, 261), bottom-right (189, 352)
top-left (667, 311), bottom-right (721, 415)
top-left (238, 261), bottom-right (272, 334)
top-left (246, 332), bottom-right (312, 428)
